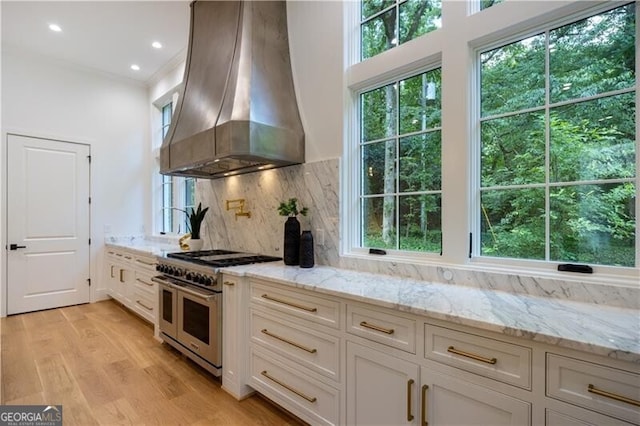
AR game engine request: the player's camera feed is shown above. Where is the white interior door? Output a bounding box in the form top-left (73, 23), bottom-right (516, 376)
top-left (7, 134), bottom-right (91, 315)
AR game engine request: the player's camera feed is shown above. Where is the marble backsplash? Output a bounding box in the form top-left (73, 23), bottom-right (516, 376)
top-left (195, 158), bottom-right (639, 309)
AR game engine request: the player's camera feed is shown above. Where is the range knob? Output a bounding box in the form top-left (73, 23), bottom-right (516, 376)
top-left (155, 264), bottom-right (162, 272)
top-left (203, 276), bottom-right (213, 286)
top-left (185, 272), bottom-right (193, 281)
top-left (176, 268), bottom-right (184, 277)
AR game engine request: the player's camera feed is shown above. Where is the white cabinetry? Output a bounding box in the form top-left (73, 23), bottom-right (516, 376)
top-left (104, 247), bottom-right (158, 333)
top-left (346, 341), bottom-right (419, 425)
top-left (421, 369), bottom-right (530, 426)
top-left (546, 353), bottom-right (640, 425)
top-left (345, 302), bottom-right (531, 426)
top-left (221, 275), bottom-right (253, 399)
top-left (224, 274), bottom-right (638, 426)
top-left (247, 279), bottom-right (342, 425)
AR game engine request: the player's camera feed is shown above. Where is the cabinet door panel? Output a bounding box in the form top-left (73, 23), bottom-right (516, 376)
top-left (347, 341), bottom-right (419, 425)
top-left (422, 370), bottom-right (530, 426)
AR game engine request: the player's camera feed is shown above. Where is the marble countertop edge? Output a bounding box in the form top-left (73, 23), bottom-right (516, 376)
top-left (103, 242), bottom-right (639, 363)
top-left (223, 264), bottom-right (640, 364)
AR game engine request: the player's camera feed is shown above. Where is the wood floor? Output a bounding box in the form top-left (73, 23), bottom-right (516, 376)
top-left (1, 300), bottom-right (306, 425)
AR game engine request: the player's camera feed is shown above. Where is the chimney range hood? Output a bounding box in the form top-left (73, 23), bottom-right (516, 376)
top-left (160, 1), bottom-right (304, 179)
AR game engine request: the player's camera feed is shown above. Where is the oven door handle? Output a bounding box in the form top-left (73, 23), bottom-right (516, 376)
top-left (151, 276), bottom-right (217, 302)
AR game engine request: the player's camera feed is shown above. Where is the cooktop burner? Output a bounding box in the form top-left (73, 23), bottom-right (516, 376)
top-left (166, 250), bottom-right (282, 267)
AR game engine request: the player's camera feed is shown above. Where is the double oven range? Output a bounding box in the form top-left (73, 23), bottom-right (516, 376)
top-left (152, 250), bottom-right (281, 376)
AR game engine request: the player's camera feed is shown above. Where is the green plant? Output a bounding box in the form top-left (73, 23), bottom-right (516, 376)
top-left (277, 198), bottom-right (308, 217)
top-left (175, 202), bottom-right (209, 239)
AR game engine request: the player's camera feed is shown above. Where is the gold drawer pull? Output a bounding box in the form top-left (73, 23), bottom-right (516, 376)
top-left (588, 384), bottom-right (640, 407)
top-left (360, 321), bottom-right (395, 335)
top-left (261, 370), bottom-right (317, 403)
top-left (447, 346), bottom-right (497, 364)
top-left (261, 294), bottom-right (317, 312)
top-left (136, 300), bottom-right (153, 311)
top-left (421, 384), bottom-right (429, 426)
top-left (119, 269), bottom-right (125, 283)
top-left (135, 259), bottom-right (155, 266)
top-left (136, 278), bottom-right (154, 287)
top-left (124, 255), bottom-right (132, 260)
top-left (110, 265), bottom-right (115, 278)
top-left (223, 281), bottom-right (235, 286)
top-left (261, 329), bottom-right (317, 354)
top-left (407, 379), bottom-right (415, 421)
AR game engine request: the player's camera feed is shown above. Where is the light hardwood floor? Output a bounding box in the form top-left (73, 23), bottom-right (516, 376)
top-left (1, 300), bottom-right (306, 425)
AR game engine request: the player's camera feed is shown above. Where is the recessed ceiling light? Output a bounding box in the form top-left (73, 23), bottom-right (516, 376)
top-left (130, 64), bottom-right (140, 71)
top-left (49, 24), bottom-right (62, 32)
top-left (152, 41), bottom-right (163, 49)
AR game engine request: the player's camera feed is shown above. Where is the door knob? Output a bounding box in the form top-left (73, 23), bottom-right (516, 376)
top-left (9, 244), bottom-right (26, 250)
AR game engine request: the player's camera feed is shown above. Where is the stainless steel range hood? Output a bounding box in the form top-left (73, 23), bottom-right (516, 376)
top-left (160, 1), bottom-right (304, 179)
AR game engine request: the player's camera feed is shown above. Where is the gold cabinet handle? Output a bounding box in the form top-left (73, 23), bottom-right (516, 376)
top-left (223, 281), bottom-right (235, 286)
top-left (407, 379), bottom-right (415, 421)
top-left (261, 294), bottom-right (317, 312)
top-left (115, 253), bottom-right (123, 257)
top-left (136, 278), bottom-right (154, 287)
top-left (261, 329), bottom-right (317, 354)
top-left (421, 384), bottom-right (429, 426)
top-left (110, 265), bottom-right (115, 278)
top-left (124, 255), bottom-right (132, 260)
top-left (119, 269), bottom-right (125, 283)
top-left (135, 259), bottom-right (155, 266)
top-left (588, 384), bottom-right (640, 407)
top-left (261, 370), bottom-right (317, 403)
top-left (360, 321), bottom-right (395, 335)
top-left (136, 300), bottom-right (153, 311)
top-left (447, 346), bottom-right (497, 365)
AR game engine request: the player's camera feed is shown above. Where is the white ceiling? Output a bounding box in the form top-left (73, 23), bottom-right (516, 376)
top-left (1, 1), bottom-right (191, 84)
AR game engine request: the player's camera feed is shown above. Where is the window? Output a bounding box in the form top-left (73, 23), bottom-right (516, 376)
top-left (361, 0), bottom-right (441, 60)
top-left (347, 0), bottom-right (638, 279)
top-left (480, 0), bottom-right (503, 11)
top-left (159, 102), bottom-right (196, 234)
top-left (478, 4), bottom-right (636, 267)
top-left (360, 68), bottom-right (442, 253)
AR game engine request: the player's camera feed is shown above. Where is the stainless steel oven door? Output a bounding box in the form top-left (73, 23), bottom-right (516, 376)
top-left (154, 277), bottom-right (178, 340)
top-left (176, 288), bottom-right (221, 367)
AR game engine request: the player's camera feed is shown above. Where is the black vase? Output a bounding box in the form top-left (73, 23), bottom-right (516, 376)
top-left (299, 230), bottom-right (314, 268)
top-left (283, 216), bottom-right (300, 265)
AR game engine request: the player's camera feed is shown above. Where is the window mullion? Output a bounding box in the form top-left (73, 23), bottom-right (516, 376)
top-left (544, 29), bottom-right (551, 262)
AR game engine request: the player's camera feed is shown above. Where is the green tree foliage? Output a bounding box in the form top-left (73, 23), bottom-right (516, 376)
top-left (360, 2), bottom-right (636, 266)
top-left (480, 4), bottom-right (636, 266)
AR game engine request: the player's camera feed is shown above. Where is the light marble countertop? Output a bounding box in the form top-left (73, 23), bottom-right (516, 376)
top-left (105, 237), bottom-right (180, 257)
top-left (222, 263), bottom-right (640, 364)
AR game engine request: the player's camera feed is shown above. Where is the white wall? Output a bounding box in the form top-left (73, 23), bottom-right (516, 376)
top-left (287, 1), bottom-right (344, 162)
top-left (1, 49), bottom-right (152, 312)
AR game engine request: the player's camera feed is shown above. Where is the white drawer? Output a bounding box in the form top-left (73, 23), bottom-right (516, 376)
top-left (547, 353), bottom-right (640, 424)
top-left (133, 255), bottom-right (157, 273)
top-left (133, 271), bottom-right (156, 297)
top-left (250, 280), bottom-right (341, 329)
top-left (131, 298), bottom-right (155, 322)
top-left (131, 283), bottom-right (155, 323)
top-left (251, 309), bottom-right (340, 382)
top-left (425, 324), bottom-right (531, 389)
top-left (346, 303), bottom-right (416, 353)
top-left (546, 408), bottom-right (635, 426)
top-left (249, 347), bottom-right (340, 426)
